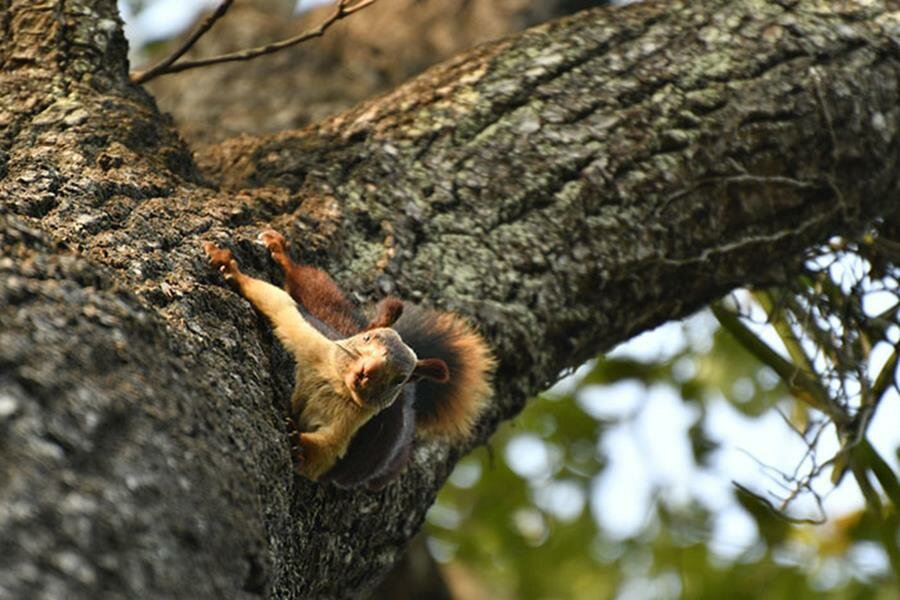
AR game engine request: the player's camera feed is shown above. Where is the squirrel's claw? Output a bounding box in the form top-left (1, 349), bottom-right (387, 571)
top-left (284, 416), bottom-right (301, 439)
top-left (257, 229), bottom-right (287, 257)
top-left (202, 241), bottom-right (239, 280)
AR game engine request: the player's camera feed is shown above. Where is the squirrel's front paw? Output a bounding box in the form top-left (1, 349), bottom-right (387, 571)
top-left (285, 416), bottom-right (302, 446)
top-left (202, 242), bottom-right (239, 279)
top-left (290, 444), bottom-right (305, 474)
top-left (285, 416), bottom-right (306, 472)
top-left (257, 229), bottom-right (287, 257)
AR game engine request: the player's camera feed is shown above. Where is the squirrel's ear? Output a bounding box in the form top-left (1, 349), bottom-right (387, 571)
top-left (365, 297), bottom-right (404, 330)
top-left (411, 358), bottom-right (450, 383)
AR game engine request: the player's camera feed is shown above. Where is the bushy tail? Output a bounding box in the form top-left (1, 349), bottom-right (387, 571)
top-left (394, 306), bottom-right (495, 441)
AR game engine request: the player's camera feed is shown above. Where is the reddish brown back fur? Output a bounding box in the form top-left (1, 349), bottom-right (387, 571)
top-left (259, 229), bottom-right (364, 337)
top-left (283, 264), bottom-right (363, 337)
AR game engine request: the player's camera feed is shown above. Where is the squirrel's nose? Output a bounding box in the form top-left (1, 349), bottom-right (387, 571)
top-left (355, 364), bottom-right (370, 388)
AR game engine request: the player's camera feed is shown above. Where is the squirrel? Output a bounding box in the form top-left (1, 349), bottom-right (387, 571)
top-left (203, 230), bottom-right (494, 488)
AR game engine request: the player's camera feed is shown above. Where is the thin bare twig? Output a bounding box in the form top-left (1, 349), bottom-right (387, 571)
top-left (132, 0), bottom-right (236, 85)
top-left (133, 0), bottom-right (379, 84)
top-left (732, 482), bottom-right (826, 526)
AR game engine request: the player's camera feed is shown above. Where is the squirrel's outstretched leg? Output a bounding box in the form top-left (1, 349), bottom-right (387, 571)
top-left (203, 242), bottom-right (331, 361)
top-left (257, 229), bottom-right (365, 336)
top-left (256, 229), bottom-right (294, 274)
top-left (258, 229), bottom-right (404, 332)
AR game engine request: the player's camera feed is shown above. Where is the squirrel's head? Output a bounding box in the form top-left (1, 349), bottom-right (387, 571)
top-left (335, 327), bottom-right (449, 410)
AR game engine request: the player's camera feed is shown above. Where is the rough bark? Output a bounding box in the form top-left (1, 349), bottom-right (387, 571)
top-left (145, 0), bottom-right (603, 144)
top-left (0, 0), bottom-right (898, 599)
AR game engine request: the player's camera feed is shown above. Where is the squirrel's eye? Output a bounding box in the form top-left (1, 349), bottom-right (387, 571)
top-left (363, 334), bottom-right (371, 342)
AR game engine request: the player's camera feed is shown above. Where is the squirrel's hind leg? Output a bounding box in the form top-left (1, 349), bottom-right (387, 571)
top-left (257, 229), bottom-right (365, 336)
top-left (257, 229), bottom-right (294, 274)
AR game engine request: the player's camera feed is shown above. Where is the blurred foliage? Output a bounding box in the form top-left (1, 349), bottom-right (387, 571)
top-left (428, 228), bottom-right (900, 599)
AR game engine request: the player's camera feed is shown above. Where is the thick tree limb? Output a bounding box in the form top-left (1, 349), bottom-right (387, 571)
top-left (0, 0), bottom-right (898, 598)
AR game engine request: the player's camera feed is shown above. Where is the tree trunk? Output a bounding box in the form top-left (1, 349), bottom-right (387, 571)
top-left (0, 0), bottom-right (897, 598)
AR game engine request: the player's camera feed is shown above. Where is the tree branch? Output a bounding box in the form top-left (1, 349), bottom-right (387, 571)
top-left (131, 0), bottom-right (236, 85)
top-left (133, 0), bottom-right (380, 82)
